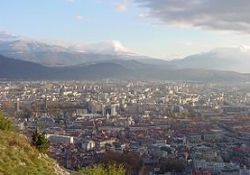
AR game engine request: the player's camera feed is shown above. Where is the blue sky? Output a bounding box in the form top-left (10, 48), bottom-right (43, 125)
top-left (1, 0), bottom-right (250, 59)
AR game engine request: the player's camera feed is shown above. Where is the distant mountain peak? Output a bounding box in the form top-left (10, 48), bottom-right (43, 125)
top-left (171, 46), bottom-right (250, 73)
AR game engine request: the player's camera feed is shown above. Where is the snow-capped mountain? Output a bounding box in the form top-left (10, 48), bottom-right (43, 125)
top-left (0, 32), bottom-right (141, 66)
top-left (1, 31), bottom-right (250, 73)
top-left (170, 46), bottom-right (250, 73)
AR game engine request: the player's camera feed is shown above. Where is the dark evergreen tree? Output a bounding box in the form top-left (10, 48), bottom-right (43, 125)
top-left (32, 129), bottom-right (49, 153)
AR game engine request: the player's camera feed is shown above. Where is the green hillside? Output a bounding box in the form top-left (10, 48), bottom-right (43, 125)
top-left (0, 130), bottom-right (60, 175)
top-left (0, 113), bottom-right (67, 175)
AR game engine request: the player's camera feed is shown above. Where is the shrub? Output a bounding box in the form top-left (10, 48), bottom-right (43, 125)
top-left (32, 129), bottom-right (49, 153)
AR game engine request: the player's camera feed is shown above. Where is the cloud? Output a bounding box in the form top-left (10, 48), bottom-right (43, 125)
top-left (67, 40), bottom-right (133, 55)
top-left (115, 0), bottom-right (129, 12)
top-left (76, 15), bottom-right (90, 22)
top-left (138, 13), bottom-right (148, 18)
top-left (76, 15), bottom-right (84, 20)
top-left (178, 41), bottom-right (193, 47)
top-left (134, 0), bottom-right (250, 33)
top-left (66, 0), bottom-right (75, 3)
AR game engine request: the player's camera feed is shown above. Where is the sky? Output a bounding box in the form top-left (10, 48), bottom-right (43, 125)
top-left (1, 0), bottom-right (250, 59)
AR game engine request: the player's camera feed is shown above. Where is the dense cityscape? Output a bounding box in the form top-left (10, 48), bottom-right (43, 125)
top-left (1, 80), bottom-right (250, 175)
top-left (2, 0), bottom-right (250, 175)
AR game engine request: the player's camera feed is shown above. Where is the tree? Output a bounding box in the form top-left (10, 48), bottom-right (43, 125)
top-left (32, 129), bottom-right (49, 153)
top-left (75, 164), bottom-right (126, 175)
top-left (0, 111), bottom-right (13, 131)
top-left (101, 151), bottom-right (142, 174)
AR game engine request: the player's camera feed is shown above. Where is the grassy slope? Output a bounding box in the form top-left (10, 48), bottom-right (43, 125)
top-left (0, 130), bottom-right (58, 175)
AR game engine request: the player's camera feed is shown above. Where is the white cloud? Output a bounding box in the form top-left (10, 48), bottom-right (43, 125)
top-left (76, 15), bottom-right (89, 22)
top-left (86, 40), bottom-right (132, 54)
top-left (134, 0), bottom-right (250, 33)
top-left (178, 41), bottom-right (193, 47)
top-left (76, 15), bottom-right (84, 20)
top-left (68, 40), bottom-right (134, 55)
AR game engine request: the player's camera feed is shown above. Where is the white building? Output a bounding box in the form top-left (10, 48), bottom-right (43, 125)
top-left (111, 104), bottom-right (117, 116)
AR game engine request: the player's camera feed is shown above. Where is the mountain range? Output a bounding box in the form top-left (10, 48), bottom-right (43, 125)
top-left (0, 31), bottom-right (158, 66)
top-left (1, 54), bottom-right (249, 82)
top-left (0, 31), bottom-right (250, 81)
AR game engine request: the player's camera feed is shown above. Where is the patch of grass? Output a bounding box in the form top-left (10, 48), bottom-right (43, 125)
top-left (74, 164), bottom-right (126, 175)
top-left (0, 130), bottom-right (57, 175)
top-left (0, 112), bottom-right (13, 131)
